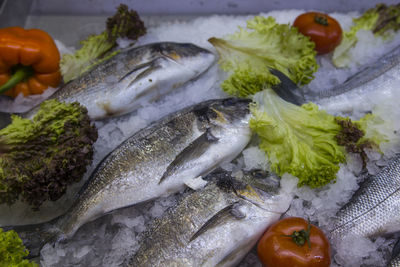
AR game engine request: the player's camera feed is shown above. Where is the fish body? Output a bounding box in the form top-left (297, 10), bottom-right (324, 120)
top-left (330, 155), bottom-right (400, 239)
top-left (309, 44), bottom-right (400, 101)
top-left (26, 42), bottom-right (215, 120)
top-left (270, 44), bottom-right (400, 112)
top-left (126, 169), bottom-right (292, 267)
top-left (11, 98), bottom-right (251, 256)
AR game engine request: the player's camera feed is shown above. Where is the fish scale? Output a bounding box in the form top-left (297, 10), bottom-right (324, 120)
top-left (331, 155), bottom-right (400, 239)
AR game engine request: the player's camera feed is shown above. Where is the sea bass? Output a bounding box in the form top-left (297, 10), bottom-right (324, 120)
top-left (8, 98), bottom-right (251, 257)
top-left (17, 42), bottom-right (215, 120)
top-left (330, 155), bottom-right (400, 240)
top-left (270, 44), bottom-right (400, 113)
top-left (126, 169), bottom-right (293, 267)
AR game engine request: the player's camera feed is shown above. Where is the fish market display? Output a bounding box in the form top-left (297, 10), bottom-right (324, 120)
top-left (127, 169), bottom-right (292, 267)
top-left (22, 42), bottom-right (215, 120)
top-left (1, 4), bottom-right (400, 267)
top-left (9, 98), bottom-right (251, 257)
top-left (330, 155), bottom-right (400, 239)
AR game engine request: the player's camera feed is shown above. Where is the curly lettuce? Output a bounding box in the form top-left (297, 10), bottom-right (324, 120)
top-left (250, 89), bottom-right (346, 188)
top-left (0, 228), bottom-right (38, 266)
top-left (60, 4), bottom-right (146, 83)
top-left (208, 16), bottom-right (318, 97)
top-left (249, 88), bottom-right (387, 188)
top-left (333, 3), bottom-right (400, 67)
top-left (0, 100), bottom-right (98, 209)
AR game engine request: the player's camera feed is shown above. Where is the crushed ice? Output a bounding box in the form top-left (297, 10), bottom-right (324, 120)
top-left (0, 9), bottom-right (398, 267)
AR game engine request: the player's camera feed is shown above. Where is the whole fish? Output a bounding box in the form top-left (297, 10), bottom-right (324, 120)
top-left (126, 169), bottom-right (292, 267)
top-left (1, 42), bottom-right (215, 121)
top-left (270, 44), bottom-right (400, 111)
top-left (7, 97), bottom-right (252, 257)
top-left (309, 44), bottom-right (400, 101)
top-left (330, 155), bottom-right (400, 240)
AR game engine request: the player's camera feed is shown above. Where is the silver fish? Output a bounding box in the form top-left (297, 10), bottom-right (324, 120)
top-left (125, 169), bottom-right (292, 267)
top-left (270, 44), bottom-right (400, 109)
top-left (6, 42), bottom-right (215, 121)
top-left (330, 155), bottom-right (400, 240)
top-left (8, 98), bottom-right (252, 257)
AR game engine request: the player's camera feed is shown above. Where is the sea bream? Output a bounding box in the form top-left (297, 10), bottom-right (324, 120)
top-left (4, 42), bottom-right (215, 121)
top-left (7, 98), bottom-right (252, 257)
top-left (126, 169), bottom-right (293, 267)
top-left (330, 155), bottom-right (400, 240)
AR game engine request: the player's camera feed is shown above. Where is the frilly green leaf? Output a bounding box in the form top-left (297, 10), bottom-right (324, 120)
top-left (0, 100), bottom-right (98, 209)
top-left (333, 3), bottom-right (400, 68)
top-left (209, 16), bottom-right (318, 97)
top-left (0, 228), bottom-right (38, 266)
top-left (250, 89), bottom-right (346, 188)
top-left (60, 4), bottom-right (146, 83)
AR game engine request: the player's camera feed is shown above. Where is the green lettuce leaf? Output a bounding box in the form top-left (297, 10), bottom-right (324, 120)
top-left (209, 16), bottom-right (318, 97)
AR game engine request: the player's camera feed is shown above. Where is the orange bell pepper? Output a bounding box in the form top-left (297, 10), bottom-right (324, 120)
top-left (0, 27), bottom-right (61, 98)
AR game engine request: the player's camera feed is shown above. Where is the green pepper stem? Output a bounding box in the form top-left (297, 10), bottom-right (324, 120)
top-left (0, 66), bottom-right (35, 94)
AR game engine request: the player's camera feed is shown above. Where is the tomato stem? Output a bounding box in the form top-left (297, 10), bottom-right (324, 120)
top-left (282, 221), bottom-right (312, 248)
top-left (314, 15), bottom-right (329, 26)
top-left (0, 65), bottom-right (34, 94)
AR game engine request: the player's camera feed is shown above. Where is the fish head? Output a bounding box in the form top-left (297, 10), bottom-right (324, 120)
top-left (235, 170), bottom-right (281, 201)
top-left (159, 42), bottom-right (216, 76)
top-left (216, 169), bottom-right (290, 214)
top-left (194, 98), bottom-right (251, 131)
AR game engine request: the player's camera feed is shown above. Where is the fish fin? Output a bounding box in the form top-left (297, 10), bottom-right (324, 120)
top-left (118, 59), bottom-right (158, 83)
top-left (2, 217), bottom-right (61, 258)
top-left (120, 57), bottom-right (167, 92)
top-left (189, 202), bottom-right (245, 242)
top-left (126, 61), bottom-right (164, 90)
top-left (158, 128), bottom-right (219, 184)
top-left (184, 176), bottom-right (208, 190)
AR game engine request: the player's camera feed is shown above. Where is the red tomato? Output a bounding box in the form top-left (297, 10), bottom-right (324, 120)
top-left (293, 12), bottom-right (343, 55)
top-left (257, 217), bottom-right (331, 267)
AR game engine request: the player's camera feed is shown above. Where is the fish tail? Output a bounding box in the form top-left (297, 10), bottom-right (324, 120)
top-left (2, 217), bottom-right (61, 258)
